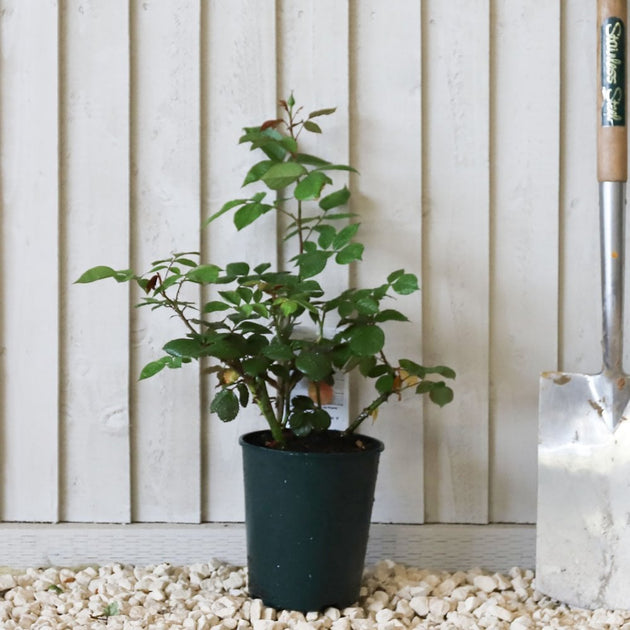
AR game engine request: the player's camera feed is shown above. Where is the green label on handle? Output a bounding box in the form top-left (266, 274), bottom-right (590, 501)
top-left (601, 17), bottom-right (626, 127)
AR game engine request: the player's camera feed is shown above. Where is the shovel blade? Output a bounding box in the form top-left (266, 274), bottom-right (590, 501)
top-left (537, 371), bottom-right (630, 609)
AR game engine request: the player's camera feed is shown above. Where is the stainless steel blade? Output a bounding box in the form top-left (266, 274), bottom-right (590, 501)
top-left (537, 371), bottom-right (630, 609)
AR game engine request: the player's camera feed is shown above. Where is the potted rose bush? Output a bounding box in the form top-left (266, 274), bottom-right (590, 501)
top-left (77, 95), bottom-right (454, 612)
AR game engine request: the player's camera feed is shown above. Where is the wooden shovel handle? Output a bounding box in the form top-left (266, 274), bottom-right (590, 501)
top-left (598, 0), bottom-right (627, 182)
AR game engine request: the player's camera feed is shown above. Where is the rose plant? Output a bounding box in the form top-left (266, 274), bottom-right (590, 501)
top-left (77, 95), bottom-right (454, 448)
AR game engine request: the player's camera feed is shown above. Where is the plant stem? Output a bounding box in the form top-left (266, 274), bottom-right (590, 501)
top-left (343, 391), bottom-right (391, 436)
top-left (297, 199), bottom-right (304, 255)
top-left (253, 379), bottom-right (285, 444)
top-left (159, 288), bottom-right (199, 337)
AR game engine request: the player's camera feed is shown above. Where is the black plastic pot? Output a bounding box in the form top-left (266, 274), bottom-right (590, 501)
top-left (240, 430), bottom-right (384, 612)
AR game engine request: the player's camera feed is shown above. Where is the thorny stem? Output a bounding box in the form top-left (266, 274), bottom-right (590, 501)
top-left (342, 377), bottom-right (420, 436)
top-left (155, 279), bottom-right (199, 338)
top-left (297, 199), bottom-right (304, 255)
top-left (252, 378), bottom-right (284, 443)
top-left (343, 391), bottom-right (392, 436)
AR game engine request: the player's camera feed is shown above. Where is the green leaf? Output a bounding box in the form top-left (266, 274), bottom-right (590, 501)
top-left (387, 269), bottom-right (405, 283)
top-left (75, 266), bottom-right (133, 284)
top-left (348, 325), bottom-right (385, 356)
top-left (279, 135), bottom-right (298, 154)
top-left (332, 223), bottom-right (360, 250)
top-left (375, 309), bottom-right (409, 323)
top-left (209, 334), bottom-right (247, 360)
top-left (367, 364), bottom-right (391, 378)
top-left (261, 161), bottom-right (307, 190)
top-left (392, 273), bottom-right (419, 295)
top-left (335, 243), bottom-right (364, 265)
top-left (237, 286), bottom-right (253, 303)
top-left (186, 264), bottom-right (221, 284)
top-left (237, 382), bottom-right (249, 407)
top-left (315, 164), bottom-right (358, 174)
top-left (263, 340), bottom-right (294, 361)
top-left (163, 338), bottom-right (203, 359)
top-left (289, 410), bottom-right (312, 437)
top-left (303, 120), bottom-right (322, 133)
top-left (237, 321), bottom-right (270, 335)
top-left (376, 374), bottom-right (395, 394)
top-left (242, 160), bottom-right (274, 186)
top-left (318, 212), bottom-right (356, 221)
top-left (315, 225), bottom-right (337, 249)
top-left (205, 198), bottom-right (247, 225)
top-left (240, 127), bottom-right (287, 161)
top-left (252, 303), bottom-right (270, 317)
top-left (399, 359), bottom-right (427, 377)
top-left (415, 381), bottom-right (434, 394)
top-left (292, 395), bottom-right (316, 411)
top-left (295, 250), bottom-right (330, 278)
top-left (139, 358), bottom-right (169, 380)
top-left (319, 186), bottom-right (351, 211)
top-left (311, 407), bottom-right (331, 430)
top-left (242, 357), bottom-right (269, 377)
top-left (174, 257), bottom-right (198, 268)
top-left (254, 262), bottom-right (272, 274)
top-left (288, 406), bottom-right (331, 437)
top-left (338, 300), bottom-right (354, 318)
top-left (308, 107), bottom-right (336, 118)
top-left (234, 202), bottom-right (271, 230)
top-left (295, 153), bottom-right (331, 167)
top-left (355, 295), bottom-right (379, 315)
top-left (295, 353), bottom-right (332, 381)
top-left (218, 290), bottom-right (241, 305)
top-left (425, 365), bottom-right (456, 380)
top-left (429, 382), bottom-right (454, 407)
top-left (359, 356), bottom-right (377, 377)
top-left (203, 300), bottom-right (231, 313)
top-left (226, 262), bottom-right (250, 276)
top-left (294, 171), bottom-right (332, 201)
top-left (210, 389), bottom-right (240, 422)
top-left (280, 299), bottom-right (300, 316)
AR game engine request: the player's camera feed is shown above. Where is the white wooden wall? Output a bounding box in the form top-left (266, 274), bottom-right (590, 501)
top-left (0, 0), bottom-right (600, 527)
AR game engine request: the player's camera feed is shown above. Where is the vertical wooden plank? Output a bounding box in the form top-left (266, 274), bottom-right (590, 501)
top-left (0, 0), bottom-right (59, 521)
top-left (351, 0), bottom-right (424, 522)
top-left (423, 0), bottom-right (490, 523)
top-left (131, 0), bottom-right (201, 522)
top-left (203, 0), bottom-right (277, 522)
top-left (60, 0), bottom-right (131, 522)
top-left (560, 3), bottom-right (600, 375)
top-left (278, 0), bottom-right (349, 147)
top-left (278, 0), bottom-right (350, 301)
top-left (489, 1), bottom-right (560, 523)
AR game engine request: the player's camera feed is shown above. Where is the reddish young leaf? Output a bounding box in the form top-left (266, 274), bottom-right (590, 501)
top-left (145, 274), bottom-right (160, 294)
top-left (260, 119), bottom-right (283, 131)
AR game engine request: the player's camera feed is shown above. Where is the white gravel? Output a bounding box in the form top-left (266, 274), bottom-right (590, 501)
top-left (0, 559), bottom-right (628, 629)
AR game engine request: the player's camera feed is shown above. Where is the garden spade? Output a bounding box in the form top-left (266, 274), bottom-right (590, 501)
top-left (536, 0), bottom-right (630, 610)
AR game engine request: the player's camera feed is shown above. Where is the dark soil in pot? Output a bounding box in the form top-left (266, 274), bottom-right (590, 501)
top-left (246, 428), bottom-right (378, 453)
top-left (240, 429), bottom-right (384, 612)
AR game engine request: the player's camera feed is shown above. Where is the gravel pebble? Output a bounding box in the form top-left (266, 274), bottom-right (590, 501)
top-left (0, 559), bottom-right (628, 628)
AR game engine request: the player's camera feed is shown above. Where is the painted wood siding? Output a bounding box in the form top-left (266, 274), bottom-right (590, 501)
top-left (0, 1), bottom-right (588, 525)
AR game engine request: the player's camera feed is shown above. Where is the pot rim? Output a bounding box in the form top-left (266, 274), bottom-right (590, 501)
top-left (239, 429), bottom-right (384, 457)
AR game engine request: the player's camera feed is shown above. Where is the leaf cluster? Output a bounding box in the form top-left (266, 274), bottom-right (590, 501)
top-left (76, 95), bottom-right (454, 445)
